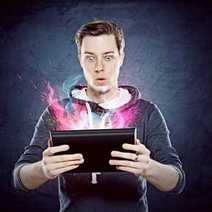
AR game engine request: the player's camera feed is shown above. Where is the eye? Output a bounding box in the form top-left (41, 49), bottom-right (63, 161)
top-left (85, 55), bottom-right (96, 62)
top-left (104, 55), bottom-right (114, 61)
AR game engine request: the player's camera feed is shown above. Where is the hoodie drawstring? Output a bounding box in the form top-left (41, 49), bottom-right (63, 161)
top-left (85, 102), bottom-right (111, 129)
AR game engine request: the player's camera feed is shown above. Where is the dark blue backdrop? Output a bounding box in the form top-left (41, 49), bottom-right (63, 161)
top-left (1, 1), bottom-right (212, 211)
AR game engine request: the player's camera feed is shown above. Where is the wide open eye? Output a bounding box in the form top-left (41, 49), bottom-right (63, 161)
top-left (85, 55), bottom-right (96, 62)
top-left (104, 55), bottom-right (114, 61)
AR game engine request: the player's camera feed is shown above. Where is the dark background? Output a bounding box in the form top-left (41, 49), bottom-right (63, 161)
top-left (1, 0), bottom-right (212, 211)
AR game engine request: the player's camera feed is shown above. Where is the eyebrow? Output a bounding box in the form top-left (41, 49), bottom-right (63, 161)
top-left (103, 51), bottom-right (115, 55)
top-left (83, 51), bottom-right (115, 55)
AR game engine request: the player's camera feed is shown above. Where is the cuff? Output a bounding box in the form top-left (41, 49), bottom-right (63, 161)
top-left (168, 165), bottom-right (186, 194)
top-left (13, 163), bottom-right (31, 192)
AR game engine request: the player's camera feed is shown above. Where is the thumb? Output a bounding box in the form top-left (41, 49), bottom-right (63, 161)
top-left (48, 137), bottom-right (52, 147)
top-left (135, 138), bottom-right (141, 145)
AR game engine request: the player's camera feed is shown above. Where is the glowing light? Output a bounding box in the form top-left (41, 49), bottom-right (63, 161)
top-left (42, 83), bottom-right (138, 130)
top-left (111, 106), bottom-right (138, 128)
top-left (42, 83), bottom-right (87, 130)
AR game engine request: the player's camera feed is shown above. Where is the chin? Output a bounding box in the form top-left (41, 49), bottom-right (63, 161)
top-left (90, 84), bottom-right (110, 94)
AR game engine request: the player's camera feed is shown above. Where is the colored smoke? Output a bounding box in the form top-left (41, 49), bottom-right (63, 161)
top-left (42, 83), bottom-right (138, 130)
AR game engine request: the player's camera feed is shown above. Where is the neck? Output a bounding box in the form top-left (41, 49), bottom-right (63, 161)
top-left (86, 86), bottom-right (119, 104)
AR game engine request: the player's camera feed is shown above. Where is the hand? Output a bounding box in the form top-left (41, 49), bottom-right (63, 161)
top-left (41, 145), bottom-right (84, 180)
top-left (109, 139), bottom-right (151, 177)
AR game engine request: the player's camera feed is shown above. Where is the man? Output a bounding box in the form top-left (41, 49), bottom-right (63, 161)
top-left (13, 20), bottom-right (185, 212)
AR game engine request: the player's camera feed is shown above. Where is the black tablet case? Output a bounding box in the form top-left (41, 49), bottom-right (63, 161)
top-left (50, 128), bottom-right (136, 172)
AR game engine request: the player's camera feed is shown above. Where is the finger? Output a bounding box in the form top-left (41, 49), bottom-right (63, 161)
top-left (109, 159), bottom-right (141, 169)
top-left (137, 154), bottom-right (150, 163)
top-left (48, 138), bottom-right (52, 147)
top-left (51, 165), bottom-right (80, 176)
top-left (122, 143), bottom-right (150, 155)
top-left (47, 154), bottom-right (83, 163)
top-left (111, 151), bottom-right (137, 161)
top-left (48, 159), bottom-right (84, 170)
top-left (43, 145), bottom-right (70, 156)
top-left (135, 138), bottom-right (141, 145)
top-left (116, 166), bottom-right (140, 175)
top-left (111, 151), bottom-right (150, 163)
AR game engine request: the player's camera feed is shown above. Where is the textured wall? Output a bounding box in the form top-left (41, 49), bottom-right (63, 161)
top-left (1, 1), bottom-right (212, 211)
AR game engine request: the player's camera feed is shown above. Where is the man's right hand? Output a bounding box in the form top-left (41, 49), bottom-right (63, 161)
top-left (41, 145), bottom-right (84, 179)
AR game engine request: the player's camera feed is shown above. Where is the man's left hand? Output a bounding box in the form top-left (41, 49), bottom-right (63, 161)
top-left (109, 139), bottom-right (151, 177)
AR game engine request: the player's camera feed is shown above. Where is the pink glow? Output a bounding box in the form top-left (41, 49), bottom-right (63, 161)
top-left (43, 84), bottom-right (138, 130)
top-left (111, 106), bottom-right (138, 128)
top-left (42, 83), bottom-right (89, 130)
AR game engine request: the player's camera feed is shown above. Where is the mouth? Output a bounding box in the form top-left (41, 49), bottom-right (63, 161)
top-left (96, 78), bottom-right (107, 82)
top-left (94, 78), bottom-right (107, 86)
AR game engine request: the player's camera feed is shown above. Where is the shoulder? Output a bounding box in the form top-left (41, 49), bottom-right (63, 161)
top-left (136, 98), bottom-right (159, 116)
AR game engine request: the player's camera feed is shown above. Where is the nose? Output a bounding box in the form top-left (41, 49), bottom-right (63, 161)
top-left (95, 58), bottom-right (104, 72)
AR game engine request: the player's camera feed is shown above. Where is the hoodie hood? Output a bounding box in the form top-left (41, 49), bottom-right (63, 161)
top-left (66, 85), bottom-right (142, 129)
top-left (69, 85), bottom-right (141, 114)
top-left (48, 85), bottom-right (142, 130)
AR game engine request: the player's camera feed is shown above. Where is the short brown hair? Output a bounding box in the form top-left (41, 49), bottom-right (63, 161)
top-left (75, 19), bottom-right (125, 54)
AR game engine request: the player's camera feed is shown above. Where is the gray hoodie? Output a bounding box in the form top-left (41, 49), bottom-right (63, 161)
top-left (13, 85), bottom-right (185, 212)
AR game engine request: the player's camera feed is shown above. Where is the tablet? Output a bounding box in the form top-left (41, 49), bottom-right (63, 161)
top-left (49, 127), bottom-right (137, 172)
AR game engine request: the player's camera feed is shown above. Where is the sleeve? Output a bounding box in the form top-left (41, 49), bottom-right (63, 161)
top-left (146, 104), bottom-right (186, 194)
top-left (13, 107), bottom-right (55, 191)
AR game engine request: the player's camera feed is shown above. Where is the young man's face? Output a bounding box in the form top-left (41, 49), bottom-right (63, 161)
top-left (79, 34), bottom-right (124, 93)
